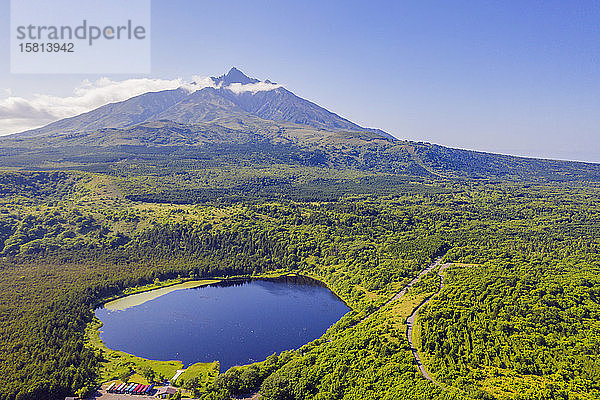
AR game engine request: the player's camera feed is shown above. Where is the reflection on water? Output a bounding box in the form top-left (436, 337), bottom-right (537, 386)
top-left (96, 277), bottom-right (350, 371)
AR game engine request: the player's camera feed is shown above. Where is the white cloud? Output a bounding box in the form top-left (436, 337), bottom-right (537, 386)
top-left (226, 81), bottom-right (282, 94)
top-left (0, 118), bottom-right (48, 136)
top-left (0, 75), bottom-right (284, 136)
top-left (0, 77), bottom-right (188, 136)
top-left (180, 76), bottom-right (220, 92)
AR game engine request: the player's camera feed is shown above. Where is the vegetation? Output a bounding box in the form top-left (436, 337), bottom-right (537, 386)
top-left (0, 170), bottom-right (598, 400)
top-left (85, 318), bottom-right (218, 385)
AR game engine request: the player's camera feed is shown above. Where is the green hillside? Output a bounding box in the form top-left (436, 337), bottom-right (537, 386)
top-left (0, 68), bottom-right (599, 400)
top-left (0, 171), bottom-right (598, 400)
top-left (1, 120), bottom-right (599, 183)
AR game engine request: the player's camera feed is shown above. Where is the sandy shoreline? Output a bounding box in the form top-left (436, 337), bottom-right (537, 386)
top-left (103, 279), bottom-right (220, 311)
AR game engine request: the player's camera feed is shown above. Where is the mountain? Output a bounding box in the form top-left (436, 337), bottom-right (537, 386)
top-left (16, 89), bottom-right (189, 138)
top-left (212, 67), bottom-right (260, 85)
top-left (3, 68), bottom-right (600, 182)
top-left (15, 67), bottom-right (385, 138)
top-left (217, 86), bottom-right (369, 132)
top-left (152, 87), bottom-right (254, 125)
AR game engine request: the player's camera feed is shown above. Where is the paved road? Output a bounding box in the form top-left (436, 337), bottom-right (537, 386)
top-left (406, 263), bottom-right (450, 387)
top-left (317, 255), bottom-right (450, 386)
top-left (171, 369), bottom-right (186, 383)
top-left (389, 257), bottom-right (444, 304)
top-left (348, 256), bottom-right (445, 331)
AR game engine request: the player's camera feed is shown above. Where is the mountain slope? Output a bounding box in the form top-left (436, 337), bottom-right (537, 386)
top-left (15, 88), bottom-right (189, 138)
top-left (4, 68), bottom-right (600, 182)
top-left (14, 68), bottom-right (385, 138)
top-left (218, 86), bottom-right (369, 132)
top-left (2, 118), bottom-right (599, 182)
top-left (152, 88), bottom-right (255, 124)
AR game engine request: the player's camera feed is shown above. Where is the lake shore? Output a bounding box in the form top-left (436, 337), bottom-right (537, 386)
top-left (104, 279), bottom-right (221, 311)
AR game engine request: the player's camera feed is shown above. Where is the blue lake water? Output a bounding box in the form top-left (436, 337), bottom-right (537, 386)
top-left (95, 277), bottom-right (350, 372)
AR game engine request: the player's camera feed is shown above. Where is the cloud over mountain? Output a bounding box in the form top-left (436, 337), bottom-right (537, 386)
top-left (0, 70), bottom-right (285, 136)
top-left (0, 77), bottom-right (187, 135)
top-left (226, 81), bottom-right (282, 94)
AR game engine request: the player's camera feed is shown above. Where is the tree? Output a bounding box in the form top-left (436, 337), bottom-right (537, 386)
top-left (75, 385), bottom-right (96, 398)
top-left (141, 367), bottom-right (155, 383)
top-left (118, 369), bottom-right (131, 383)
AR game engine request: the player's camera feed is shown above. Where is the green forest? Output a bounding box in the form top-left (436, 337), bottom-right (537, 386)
top-left (0, 170), bottom-right (598, 400)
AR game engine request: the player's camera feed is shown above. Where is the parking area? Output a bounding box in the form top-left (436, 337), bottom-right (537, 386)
top-left (85, 390), bottom-right (157, 400)
top-left (84, 385), bottom-right (180, 399)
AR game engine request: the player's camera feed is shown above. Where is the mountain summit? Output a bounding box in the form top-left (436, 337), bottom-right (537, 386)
top-left (213, 67), bottom-right (260, 86)
top-left (15, 68), bottom-right (383, 137)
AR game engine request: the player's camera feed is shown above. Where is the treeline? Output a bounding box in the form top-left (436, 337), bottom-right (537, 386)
top-left (124, 176), bottom-right (453, 205)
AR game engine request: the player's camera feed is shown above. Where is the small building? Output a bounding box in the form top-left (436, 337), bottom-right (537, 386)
top-left (155, 386), bottom-right (178, 399)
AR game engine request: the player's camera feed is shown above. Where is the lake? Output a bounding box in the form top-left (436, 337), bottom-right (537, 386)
top-left (95, 276), bottom-right (350, 372)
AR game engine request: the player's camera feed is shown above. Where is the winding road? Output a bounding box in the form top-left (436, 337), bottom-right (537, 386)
top-left (351, 256), bottom-right (444, 329)
top-left (389, 256), bottom-right (444, 305)
top-left (328, 255), bottom-right (449, 386)
top-left (406, 262), bottom-right (450, 386)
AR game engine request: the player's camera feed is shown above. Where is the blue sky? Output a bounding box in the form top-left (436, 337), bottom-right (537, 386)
top-left (1, 0), bottom-right (599, 162)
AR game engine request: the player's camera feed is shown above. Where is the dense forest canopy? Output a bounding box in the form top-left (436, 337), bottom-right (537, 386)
top-left (0, 170), bottom-right (598, 400)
